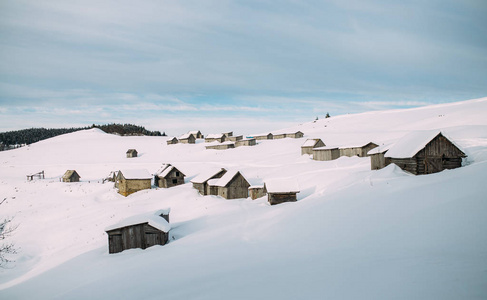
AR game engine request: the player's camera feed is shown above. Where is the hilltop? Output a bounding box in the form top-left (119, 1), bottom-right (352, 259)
top-left (0, 98), bottom-right (486, 299)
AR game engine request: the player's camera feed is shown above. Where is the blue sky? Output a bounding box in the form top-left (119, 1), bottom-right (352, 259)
top-left (1, 0), bottom-right (486, 134)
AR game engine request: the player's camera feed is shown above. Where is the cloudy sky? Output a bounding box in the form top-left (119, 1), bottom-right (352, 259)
top-left (1, 0), bottom-right (486, 134)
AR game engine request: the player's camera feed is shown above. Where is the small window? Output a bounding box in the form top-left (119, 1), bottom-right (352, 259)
top-left (172, 179), bottom-right (178, 184)
top-left (176, 172), bottom-right (180, 177)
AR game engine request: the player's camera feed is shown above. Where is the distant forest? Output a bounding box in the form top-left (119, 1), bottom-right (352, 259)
top-left (0, 124), bottom-right (165, 151)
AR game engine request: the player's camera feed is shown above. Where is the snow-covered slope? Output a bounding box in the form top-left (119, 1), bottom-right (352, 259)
top-left (0, 98), bottom-right (486, 299)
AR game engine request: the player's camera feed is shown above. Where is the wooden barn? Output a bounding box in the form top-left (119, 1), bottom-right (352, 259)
top-left (154, 164), bottom-right (185, 188)
top-left (368, 144), bottom-right (393, 170)
top-left (178, 133), bottom-right (196, 144)
top-left (235, 138), bottom-right (256, 147)
top-left (312, 147), bottom-right (340, 161)
top-left (205, 134), bottom-right (226, 143)
top-left (301, 139), bottom-right (326, 155)
top-left (339, 142), bottom-right (378, 157)
top-left (188, 130), bottom-right (203, 139)
top-left (191, 168), bottom-right (227, 195)
top-left (254, 133), bottom-right (273, 140)
top-left (227, 135), bottom-right (243, 142)
top-left (273, 133), bottom-right (287, 139)
top-left (117, 169), bottom-right (152, 196)
top-left (207, 170), bottom-right (250, 199)
top-left (126, 149), bottom-right (138, 158)
top-left (266, 179), bottom-right (300, 205)
top-left (383, 131), bottom-right (466, 175)
top-left (166, 137), bottom-right (178, 145)
top-left (205, 142), bottom-right (235, 150)
top-left (286, 131), bottom-right (304, 139)
top-left (105, 209), bottom-right (171, 254)
top-left (62, 170), bottom-right (80, 182)
top-left (249, 184), bottom-right (267, 200)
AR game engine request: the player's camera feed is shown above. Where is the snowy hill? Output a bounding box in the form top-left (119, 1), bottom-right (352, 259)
top-left (0, 98), bottom-right (486, 299)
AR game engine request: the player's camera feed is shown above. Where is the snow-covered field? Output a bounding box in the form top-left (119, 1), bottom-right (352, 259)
top-left (1, 98), bottom-right (487, 299)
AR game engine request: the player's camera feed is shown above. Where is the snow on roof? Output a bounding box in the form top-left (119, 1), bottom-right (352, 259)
top-left (207, 178), bottom-right (220, 186)
top-left (339, 142), bottom-right (377, 149)
top-left (159, 166), bottom-right (174, 178)
top-left (313, 146), bottom-right (339, 150)
top-left (191, 168), bottom-right (227, 184)
top-left (384, 130), bottom-right (455, 158)
top-left (265, 179), bottom-right (300, 193)
top-left (179, 133), bottom-right (194, 139)
top-left (126, 149), bottom-right (137, 153)
top-left (105, 213), bottom-right (171, 232)
top-left (206, 133), bottom-right (224, 139)
top-left (302, 139), bottom-right (320, 147)
top-left (367, 143), bottom-right (393, 155)
top-left (119, 169), bottom-right (152, 180)
top-left (154, 208), bottom-right (171, 216)
top-left (212, 170), bottom-right (245, 187)
top-left (188, 130), bottom-right (200, 134)
top-left (62, 170), bottom-right (79, 179)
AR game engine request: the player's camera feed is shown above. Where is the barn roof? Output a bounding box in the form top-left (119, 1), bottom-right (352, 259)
top-left (126, 149), bottom-right (137, 153)
top-left (265, 179), bottom-right (300, 193)
top-left (367, 143), bottom-right (393, 155)
top-left (188, 130), bottom-right (201, 135)
top-left (105, 212), bottom-right (171, 232)
top-left (313, 146), bottom-right (339, 151)
top-left (212, 170), bottom-right (247, 187)
top-left (302, 139), bottom-right (321, 147)
top-left (339, 142), bottom-right (378, 149)
top-left (156, 165), bottom-right (185, 178)
top-left (206, 133), bottom-right (224, 139)
top-left (119, 169), bottom-right (152, 180)
top-left (191, 168), bottom-right (227, 184)
top-left (62, 170), bottom-right (79, 179)
top-left (179, 133), bottom-right (194, 140)
top-left (384, 130), bottom-right (464, 158)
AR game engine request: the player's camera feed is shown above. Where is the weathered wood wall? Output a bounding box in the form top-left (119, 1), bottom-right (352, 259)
top-left (118, 178), bottom-right (151, 196)
top-left (156, 169), bottom-right (185, 188)
top-left (313, 148), bottom-right (340, 161)
top-left (370, 153), bottom-right (390, 170)
top-left (218, 174), bottom-right (250, 199)
top-left (268, 193), bottom-right (297, 205)
top-left (107, 223), bottom-right (168, 254)
top-left (249, 187), bottom-right (267, 200)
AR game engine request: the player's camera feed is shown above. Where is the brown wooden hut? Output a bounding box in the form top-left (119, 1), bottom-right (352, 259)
top-left (154, 164), bottom-right (185, 188)
top-left (126, 149), bottom-right (138, 158)
top-left (383, 131), bottom-right (466, 175)
top-left (117, 169), bottom-right (152, 196)
top-left (266, 179), bottom-right (300, 205)
top-left (105, 210), bottom-right (171, 254)
top-left (339, 142), bottom-right (378, 157)
top-left (368, 144), bottom-right (393, 170)
top-left (166, 137), bottom-right (179, 145)
top-left (188, 130), bottom-right (203, 139)
top-left (301, 139), bottom-right (325, 155)
top-left (208, 170), bottom-right (250, 199)
top-left (254, 133), bottom-right (273, 140)
top-left (312, 147), bottom-right (340, 161)
top-left (235, 138), bottom-right (257, 147)
top-left (205, 134), bottom-right (226, 143)
top-left (227, 135), bottom-right (243, 142)
top-left (249, 184), bottom-right (267, 200)
top-left (191, 168), bottom-right (227, 195)
top-left (205, 142), bottom-right (235, 150)
top-left (62, 170), bottom-right (80, 182)
top-left (286, 131), bottom-right (304, 138)
top-left (178, 133), bottom-right (196, 144)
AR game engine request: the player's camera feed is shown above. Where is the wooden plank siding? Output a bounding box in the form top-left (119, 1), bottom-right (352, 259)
top-left (312, 148), bottom-right (340, 161)
top-left (106, 223), bottom-right (169, 254)
top-left (118, 177), bottom-right (151, 196)
top-left (155, 168), bottom-right (185, 188)
top-left (268, 193), bottom-right (297, 205)
top-left (217, 173), bottom-right (250, 199)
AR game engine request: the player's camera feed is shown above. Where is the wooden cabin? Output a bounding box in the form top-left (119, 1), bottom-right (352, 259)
top-left (249, 185), bottom-right (267, 200)
top-left (166, 137), bottom-right (178, 145)
top-left (254, 133), bottom-right (273, 140)
top-left (368, 144), bottom-right (393, 170)
top-left (286, 131), bottom-right (304, 139)
top-left (266, 179), bottom-right (300, 205)
top-left (205, 134), bottom-right (226, 143)
top-left (105, 210), bottom-right (171, 254)
top-left (339, 142), bottom-right (378, 157)
top-left (273, 133), bottom-right (287, 139)
top-left (178, 133), bottom-right (196, 144)
top-left (312, 147), bottom-right (340, 161)
top-left (207, 171), bottom-right (250, 199)
top-left (154, 164), bottom-right (185, 188)
top-left (126, 149), bottom-right (138, 158)
top-left (117, 169), bottom-right (152, 196)
top-left (205, 142), bottom-right (235, 150)
top-left (62, 170), bottom-right (80, 182)
top-left (301, 139), bottom-right (325, 155)
top-left (383, 131), bottom-right (466, 175)
top-left (188, 130), bottom-right (203, 139)
top-left (227, 135), bottom-right (243, 142)
top-left (222, 131), bottom-right (233, 138)
top-left (235, 138), bottom-right (257, 147)
top-left (191, 168), bottom-right (227, 195)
